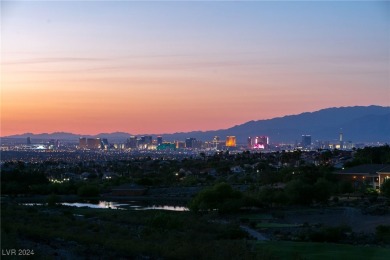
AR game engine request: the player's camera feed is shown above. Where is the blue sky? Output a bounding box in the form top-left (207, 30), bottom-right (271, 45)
top-left (1, 0), bottom-right (389, 135)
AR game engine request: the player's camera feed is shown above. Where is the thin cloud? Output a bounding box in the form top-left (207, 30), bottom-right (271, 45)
top-left (2, 57), bottom-right (109, 65)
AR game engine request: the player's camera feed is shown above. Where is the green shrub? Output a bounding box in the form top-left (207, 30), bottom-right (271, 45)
top-left (46, 194), bottom-right (60, 207)
top-left (309, 225), bottom-right (351, 242)
top-left (285, 180), bottom-right (313, 205)
top-left (380, 179), bottom-right (390, 198)
top-left (77, 185), bottom-right (100, 197)
top-left (189, 183), bottom-right (244, 213)
top-left (338, 180), bottom-right (354, 194)
top-left (376, 225), bottom-right (390, 243)
top-left (148, 212), bottom-right (182, 230)
top-left (218, 225), bottom-right (248, 239)
top-left (313, 178), bottom-right (332, 203)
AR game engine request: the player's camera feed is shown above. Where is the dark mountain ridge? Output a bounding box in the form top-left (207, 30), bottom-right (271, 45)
top-left (3, 106), bottom-right (389, 143)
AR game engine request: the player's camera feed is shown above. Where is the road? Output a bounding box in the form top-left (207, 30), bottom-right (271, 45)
top-left (240, 225), bottom-right (269, 241)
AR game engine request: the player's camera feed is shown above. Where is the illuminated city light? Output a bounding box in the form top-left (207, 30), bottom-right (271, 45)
top-left (225, 136), bottom-right (236, 147)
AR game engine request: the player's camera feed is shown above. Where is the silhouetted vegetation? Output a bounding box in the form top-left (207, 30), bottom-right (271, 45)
top-left (381, 179), bottom-right (390, 198)
top-left (189, 183), bottom-right (261, 213)
top-left (1, 204), bottom-right (260, 259)
top-left (345, 145), bottom-right (390, 167)
top-left (309, 225), bottom-right (352, 243)
top-left (46, 194), bottom-right (60, 207)
top-left (376, 225), bottom-right (390, 243)
top-left (1, 170), bottom-right (49, 195)
top-left (2, 146), bottom-right (390, 258)
top-left (77, 184), bottom-right (100, 197)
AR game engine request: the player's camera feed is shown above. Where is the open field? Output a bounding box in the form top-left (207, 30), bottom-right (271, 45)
top-left (256, 223), bottom-right (302, 228)
top-left (284, 206), bottom-right (390, 233)
top-left (1, 203), bottom-right (255, 259)
top-left (257, 241), bottom-right (390, 260)
top-left (2, 200), bottom-right (390, 259)
top-left (237, 205), bottom-right (390, 233)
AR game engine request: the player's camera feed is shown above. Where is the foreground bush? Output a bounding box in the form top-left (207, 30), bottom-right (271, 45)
top-left (46, 194), bottom-right (60, 207)
top-left (381, 179), bottom-right (390, 198)
top-left (1, 204), bottom-right (260, 259)
top-left (309, 225), bottom-right (352, 243)
top-left (376, 225), bottom-right (390, 243)
top-left (77, 185), bottom-right (100, 197)
top-left (189, 183), bottom-right (260, 213)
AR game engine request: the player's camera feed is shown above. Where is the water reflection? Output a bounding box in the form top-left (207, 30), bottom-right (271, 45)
top-left (61, 201), bottom-right (127, 210)
top-left (136, 205), bottom-right (189, 211)
top-left (22, 200), bottom-right (189, 211)
top-left (60, 201), bottom-right (188, 211)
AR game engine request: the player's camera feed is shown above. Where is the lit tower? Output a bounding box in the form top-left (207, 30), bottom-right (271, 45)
top-left (339, 129), bottom-right (344, 150)
top-left (247, 137), bottom-right (252, 149)
top-left (212, 136), bottom-right (220, 150)
top-left (157, 136), bottom-right (163, 146)
top-left (301, 135), bottom-right (311, 148)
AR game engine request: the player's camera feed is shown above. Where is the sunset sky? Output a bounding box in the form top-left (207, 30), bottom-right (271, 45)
top-left (1, 1), bottom-right (389, 136)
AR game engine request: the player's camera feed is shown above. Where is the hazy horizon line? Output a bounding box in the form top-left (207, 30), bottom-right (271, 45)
top-left (2, 104), bottom-right (388, 138)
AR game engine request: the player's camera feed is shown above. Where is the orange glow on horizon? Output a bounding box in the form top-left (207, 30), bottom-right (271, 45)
top-left (1, 2), bottom-right (388, 136)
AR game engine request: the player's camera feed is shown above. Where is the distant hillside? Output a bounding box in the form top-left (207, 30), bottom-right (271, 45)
top-left (1, 132), bottom-right (133, 143)
top-left (161, 106), bottom-right (390, 143)
top-left (3, 106), bottom-right (390, 144)
top-left (4, 132), bottom-right (83, 140)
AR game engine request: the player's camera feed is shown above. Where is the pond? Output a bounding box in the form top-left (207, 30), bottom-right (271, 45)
top-left (23, 201), bottom-right (189, 211)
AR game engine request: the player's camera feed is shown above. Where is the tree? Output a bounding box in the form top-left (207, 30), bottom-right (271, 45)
top-left (189, 183), bottom-right (244, 213)
top-left (345, 145), bottom-right (390, 167)
top-left (47, 194), bottom-right (60, 207)
top-left (376, 225), bottom-right (390, 243)
top-left (285, 179), bottom-right (313, 205)
top-left (380, 179), bottom-right (390, 198)
top-left (338, 180), bottom-right (354, 198)
top-left (77, 185), bottom-right (100, 197)
top-left (313, 178), bottom-right (333, 203)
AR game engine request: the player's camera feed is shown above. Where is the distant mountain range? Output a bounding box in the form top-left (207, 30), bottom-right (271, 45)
top-left (3, 106), bottom-right (390, 144)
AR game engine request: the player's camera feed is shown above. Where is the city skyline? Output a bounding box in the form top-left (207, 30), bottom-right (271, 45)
top-left (2, 1), bottom-right (389, 136)
top-left (3, 105), bottom-right (389, 145)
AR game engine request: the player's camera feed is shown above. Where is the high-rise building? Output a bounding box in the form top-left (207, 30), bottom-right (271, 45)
top-left (79, 137), bottom-right (102, 149)
top-left (102, 138), bottom-right (109, 146)
top-left (101, 138), bottom-right (109, 149)
top-left (27, 137), bottom-right (31, 145)
top-left (48, 139), bottom-right (60, 149)
top-left (157, 143), bottom-right (176, 151)
top-left (175, 141), bottom-right (186, 149)
top-left (126, 136), bottom-right (137, 148)
top-left (87, 138), bottom-right (102, 149)
top-left (339, 130), bottom-right (344, 150)
top-left (247, 136), bottom-right (269, 149)
top-left (137, 137), bottom-right (146, 149)
top-left (145, 136), bottom-right (153, 144)
top-left (157, 136), bottom-right (163, 146)
top-left (212, 136), bottom-right (220, 149)
top-left (137, 136), bottom-right (152, 149)
top-left (226, 136), bottom-right (236, 147)
top-left (185, 138), bottom-right (196, 148)
top-left (79, 137), bottom-right (87, 149)
top-left (253, 136), bottom-right (269, 149)
top-left (192, 140), bottom-right (203, 149)
top-left (301, 135), bottom-right (312, 148)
